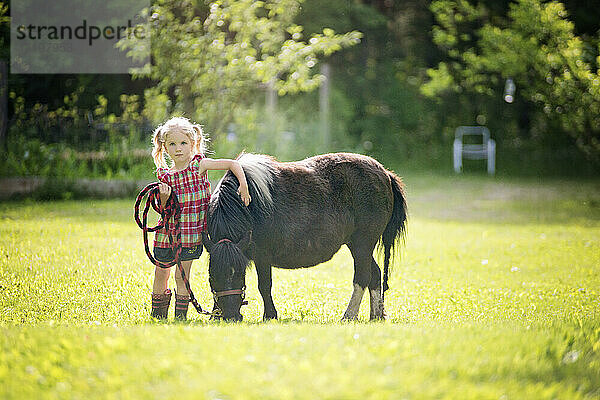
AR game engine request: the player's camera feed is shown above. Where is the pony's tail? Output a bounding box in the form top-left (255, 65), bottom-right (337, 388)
top-left (381, 171), bottom-right (408, 293)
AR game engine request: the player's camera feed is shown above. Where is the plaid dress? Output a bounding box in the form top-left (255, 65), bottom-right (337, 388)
top-left (154, 154), bottom-right (211, 249)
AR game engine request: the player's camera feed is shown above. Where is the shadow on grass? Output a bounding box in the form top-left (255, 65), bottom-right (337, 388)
top-left (153, 316), bottom-right (389, 327)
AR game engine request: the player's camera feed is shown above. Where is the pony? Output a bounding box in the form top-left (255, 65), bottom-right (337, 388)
top-left (202, 152), bottom-right (407, 321)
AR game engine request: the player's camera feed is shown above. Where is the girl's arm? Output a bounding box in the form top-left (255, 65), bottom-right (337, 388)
top-left (199, 158), bottom-right (251, 206)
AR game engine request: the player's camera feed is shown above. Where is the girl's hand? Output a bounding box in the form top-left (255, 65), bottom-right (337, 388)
top-left (158, 182), bottom-right (172, 207)
top-left (238, 185), bottom-right (251, 206)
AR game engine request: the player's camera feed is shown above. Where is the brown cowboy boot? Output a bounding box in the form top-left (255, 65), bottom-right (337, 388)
top-left (174, 293), bottom-right (190, 320)
top-left (151, 289), bottom-right (172, 319)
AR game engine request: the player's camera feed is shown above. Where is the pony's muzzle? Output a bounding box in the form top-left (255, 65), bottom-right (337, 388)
top-left (213, 293), bottom-right (244, 322)
top-left (212, 287), bottom-right (246, 322)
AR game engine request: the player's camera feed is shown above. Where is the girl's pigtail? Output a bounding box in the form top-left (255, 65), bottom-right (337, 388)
top-left (192, 124), bottom-right (206, 155)
top-left (152, 125), bottom-right (168, 169)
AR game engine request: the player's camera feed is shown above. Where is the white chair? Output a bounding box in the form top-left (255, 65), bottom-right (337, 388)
top-left (453, 126), bottom-right (496, 175)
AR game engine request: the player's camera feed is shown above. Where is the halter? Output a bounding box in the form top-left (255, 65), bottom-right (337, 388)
top-left (212, 286), bottom-right (248, 304)
top-left (134, 182), bottom-right (216, 317)
top-left (209, 238), bottom-right (249, 310)
top-left (212, 286), bottom-right (249, 313)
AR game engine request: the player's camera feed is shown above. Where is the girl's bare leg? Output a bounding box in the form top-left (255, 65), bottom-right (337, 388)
top-left (174, 260), bottom-right (193, 296)
top-left (153, 265), bottom-right (171, 294)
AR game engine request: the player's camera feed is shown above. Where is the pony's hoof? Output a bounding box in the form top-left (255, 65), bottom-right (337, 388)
top-left (369, 310), bottom-right (387, 321)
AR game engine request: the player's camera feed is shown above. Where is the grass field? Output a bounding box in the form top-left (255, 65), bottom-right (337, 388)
top-left (1, 173), bottom-right (599, 399)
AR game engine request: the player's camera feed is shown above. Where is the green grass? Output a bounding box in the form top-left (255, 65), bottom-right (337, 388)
top-left (1, 173), bottom-right (599, 399)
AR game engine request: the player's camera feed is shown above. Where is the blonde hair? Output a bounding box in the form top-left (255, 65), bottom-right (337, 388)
top-left (151, 117), bottom-right (207, 169)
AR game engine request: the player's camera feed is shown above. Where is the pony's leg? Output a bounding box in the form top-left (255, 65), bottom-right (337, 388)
top-left (256, 262), bottom-right (277, 320)
top-left (343, 283), bottom-right (365, 321)
top-left (368, 257), bottom-right (385, 320)
top-left (342, 243), bottom-right (372, 320)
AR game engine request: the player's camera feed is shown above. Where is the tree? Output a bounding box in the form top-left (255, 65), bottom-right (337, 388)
top-left (296, 0), bottom-right (443, 162)
top-left (423, 0), bottom-right (600, 160)
top-left (0, 2), bottom-right (8, 146)
top-left (122, 0), bottom-right (361, 136)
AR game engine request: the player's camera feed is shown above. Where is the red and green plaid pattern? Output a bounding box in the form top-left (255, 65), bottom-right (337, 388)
top-left (154, 154), bottom-right (211, 248)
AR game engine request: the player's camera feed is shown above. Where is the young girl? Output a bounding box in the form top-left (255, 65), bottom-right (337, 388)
top-left (150, 117), bottom-right (251, 320)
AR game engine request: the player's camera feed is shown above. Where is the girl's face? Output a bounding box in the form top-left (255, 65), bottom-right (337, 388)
top-left (164, 130), bottom-right (194, 166)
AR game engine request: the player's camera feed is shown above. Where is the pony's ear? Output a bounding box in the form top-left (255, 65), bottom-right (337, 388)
top-left (202, 232), bottom-right (214, 253)
top-left (236, 230), bottom-right (253, 253)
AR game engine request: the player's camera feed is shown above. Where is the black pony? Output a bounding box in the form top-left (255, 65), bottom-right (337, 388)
top-left (202, 153), bottom-right (407, 321)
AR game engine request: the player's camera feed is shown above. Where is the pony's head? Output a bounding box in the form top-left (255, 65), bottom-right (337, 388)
top-left (202, 231), bottom-right (253, 321)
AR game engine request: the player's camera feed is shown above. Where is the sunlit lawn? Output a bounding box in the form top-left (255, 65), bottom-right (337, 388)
top-left (1, 173), bottom-right (599, 399)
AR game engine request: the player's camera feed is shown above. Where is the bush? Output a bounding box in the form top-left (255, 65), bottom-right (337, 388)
top-left (0, 132), bottom-right (156, 181)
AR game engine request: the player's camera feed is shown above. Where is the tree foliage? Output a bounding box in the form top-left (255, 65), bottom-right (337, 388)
top-left (423, 0), bottom-right (600, 159)
top-left (121, 0), bottom-right (361, 135)
top-left (0, 2), bottom-right (7, 59)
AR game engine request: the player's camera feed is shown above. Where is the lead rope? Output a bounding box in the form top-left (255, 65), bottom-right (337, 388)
top-left (134, 182), bottom-right (214, 316)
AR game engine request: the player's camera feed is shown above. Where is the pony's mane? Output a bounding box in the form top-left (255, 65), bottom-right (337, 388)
top-left (237, 153), bottom-right (276, 212)
top-left (208, 153), bottom-right (276, 241)
top-left (208, 241), bottom-right (249, 284)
